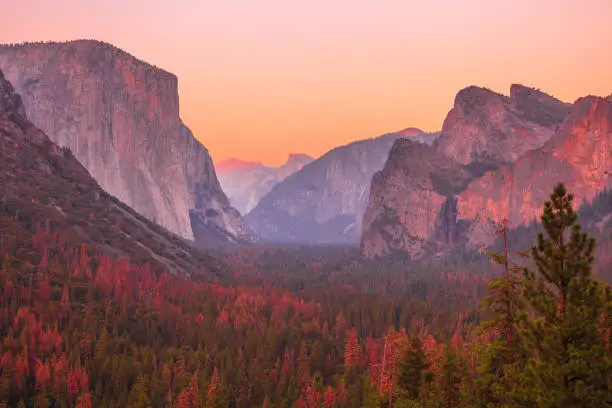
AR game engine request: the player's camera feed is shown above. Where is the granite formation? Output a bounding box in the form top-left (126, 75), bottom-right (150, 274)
top-left (361, 85), bottom-right (578, 258)
top-left (0, 40), bottom-right (255, 246)
top-left (0, 67), bottom-right (225, 278)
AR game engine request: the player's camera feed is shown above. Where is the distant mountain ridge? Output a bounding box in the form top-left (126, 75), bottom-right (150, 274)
top-left (216, 153), bottom-right (314, 215)
top-left (245, 128), bottom-right (440, 244)
top-left (0, 39), bottom-right (256, 247)
top-left (216, 158), bottom-right (266, 172)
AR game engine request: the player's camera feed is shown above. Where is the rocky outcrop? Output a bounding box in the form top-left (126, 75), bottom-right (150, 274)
top-left (0, 40), bottom-right (255, 246)
top-left (434, 85), bottom-right (571, 174)
top-left (246, 129), bottom-right (438, 244)
top-left (216, 153), bottom-right (314, 214)
top-left (360, 139), bottom-right (472, 258)
top-left (361, 85), bottom-right (574, 258)
top-left (457, 95), bottom-right (612, 250)
top-left (0, 67), bottom-right (225, 278)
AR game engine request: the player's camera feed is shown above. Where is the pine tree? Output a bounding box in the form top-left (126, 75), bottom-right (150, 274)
top-left (476, 219), bottom-right (529, 406)
top-left (396, 336), bottom-right (429, 402)
top-left (297, 341), bottom-right (310, 385)
top-left (437, 345), bottom-right (463, 408)
top-left (515, 183), bottom-right (611, 407)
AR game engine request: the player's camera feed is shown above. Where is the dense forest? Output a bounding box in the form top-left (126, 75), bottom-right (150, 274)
top-left (0, 184), bottom-right (610, 407)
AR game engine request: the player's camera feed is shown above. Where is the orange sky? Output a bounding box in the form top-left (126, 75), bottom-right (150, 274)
top-left (3, 0), bottom-right (612, 166)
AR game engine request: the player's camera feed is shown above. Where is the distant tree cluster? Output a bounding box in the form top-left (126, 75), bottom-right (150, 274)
top-left (0, 39), bottom-right (164, 72)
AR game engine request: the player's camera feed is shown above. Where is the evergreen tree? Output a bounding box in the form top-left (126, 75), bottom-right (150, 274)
top-left (396, 336), bottom-right (429, 402)
top-left (127, 374), bottom-right (152, 408)
top-left (476, 219), bottom-right (529, 407)
top-left (437, 345), bottom-right (463, 408)
top-left (515, 183), bottom-right (612, 407)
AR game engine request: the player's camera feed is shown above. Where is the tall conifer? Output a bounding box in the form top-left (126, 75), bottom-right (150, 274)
top-left (515, 183), bottom-right (611, 407)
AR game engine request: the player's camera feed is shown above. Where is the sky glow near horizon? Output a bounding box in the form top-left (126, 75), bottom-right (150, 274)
top-left (2, 0), bottom-right (612, 166)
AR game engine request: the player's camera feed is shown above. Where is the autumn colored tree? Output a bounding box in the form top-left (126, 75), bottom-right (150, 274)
top-left (344, 327), bottom-right (362, 369)
top-left (322, 385), bottom-right (335, 407)
top-left (207, 367), bottom-right (220, 407)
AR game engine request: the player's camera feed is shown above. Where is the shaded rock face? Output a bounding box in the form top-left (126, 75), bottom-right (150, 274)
top-left (0, 40), bottom-right (255, 246)
top-left (0, 68), bottom-right (225, 278)
top-left (434, 85), bottom-right (571, 175)
top-left (361, 85), bottom-right (574, 258)
top-left (457, 96), bottom-right (612, 250)
top-left (246, 130), bottom-right (438, 244)
top-left (216, 153), bottom-right (314, 215)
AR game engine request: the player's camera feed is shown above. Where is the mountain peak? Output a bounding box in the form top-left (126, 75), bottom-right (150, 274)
top-left (393, 127), bottom-right (425, 138)
top-left (453, 86), bottom-right (502, 108)
top-left (284, 153), bottom-right (313, 167)
top-left (435, 83), bottom-right (571, 168)
top-left (215, 154), bottom-right (314, 215)
top-left (509, 83), bottom-right (568, 106)
top-left (509, 84), bottom-right (572, 128)
top-left (216, 158), bottom-right (264, 172)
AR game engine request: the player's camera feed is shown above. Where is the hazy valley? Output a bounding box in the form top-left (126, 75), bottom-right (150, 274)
top-left (216, 153), bottom-right (313, 215)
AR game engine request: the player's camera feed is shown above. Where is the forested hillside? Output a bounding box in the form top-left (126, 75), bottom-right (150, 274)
top-left (0, 184), bottom-right (609, 407)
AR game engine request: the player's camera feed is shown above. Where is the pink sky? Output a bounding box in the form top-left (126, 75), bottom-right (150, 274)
top-left (3, 0), bottom-right (612, 166)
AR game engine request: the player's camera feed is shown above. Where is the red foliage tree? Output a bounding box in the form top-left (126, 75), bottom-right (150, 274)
top-left (35, 358), bottom-right (51, 391)
top-left (75, 393), bottom-right (92, 408)
top-left (322, 385), bottom-right (335, 407)
top-left (207, 367), bottom-right (219, 406)
top-left (296, 376), bottom-right (321, 408)
top-left (343, 327), bottom-right (362, 368)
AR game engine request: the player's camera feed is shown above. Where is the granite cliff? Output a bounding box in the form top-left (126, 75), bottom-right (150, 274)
top-left (457, 95), bottom-right (612, 250)
top-left (246, 129), bottom-right (439, 244)
top-left (0, 40), bottom-right (255, 246)
top-left (216, 153), bottom-right (313, 215)
top-left (0, 67), bottom-right (225, 278)
top-left (435, 84), bottom-right (571, 174)
top-left (360, 139), bottom-right (472, 258)
top-left (361, 85), bottom-right (574, 258)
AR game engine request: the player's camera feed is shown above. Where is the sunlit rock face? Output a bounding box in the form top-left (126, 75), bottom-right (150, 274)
top-left (361, 85), bottom-right (575, 258)
top-left (246, 129), bottom-right (439, 244)
top-left (360, 138), bottom-right (472, 258)
top-left (0, 67), bottom-right (225, 277)
top-left (0, 40), bottom-right (256, 245)
top-left (434, 84), bottom-right (571, 174)
top-left (457, 96), bottom-right (612, 251)
top-left (216, 153), bottom-right (314, 215)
